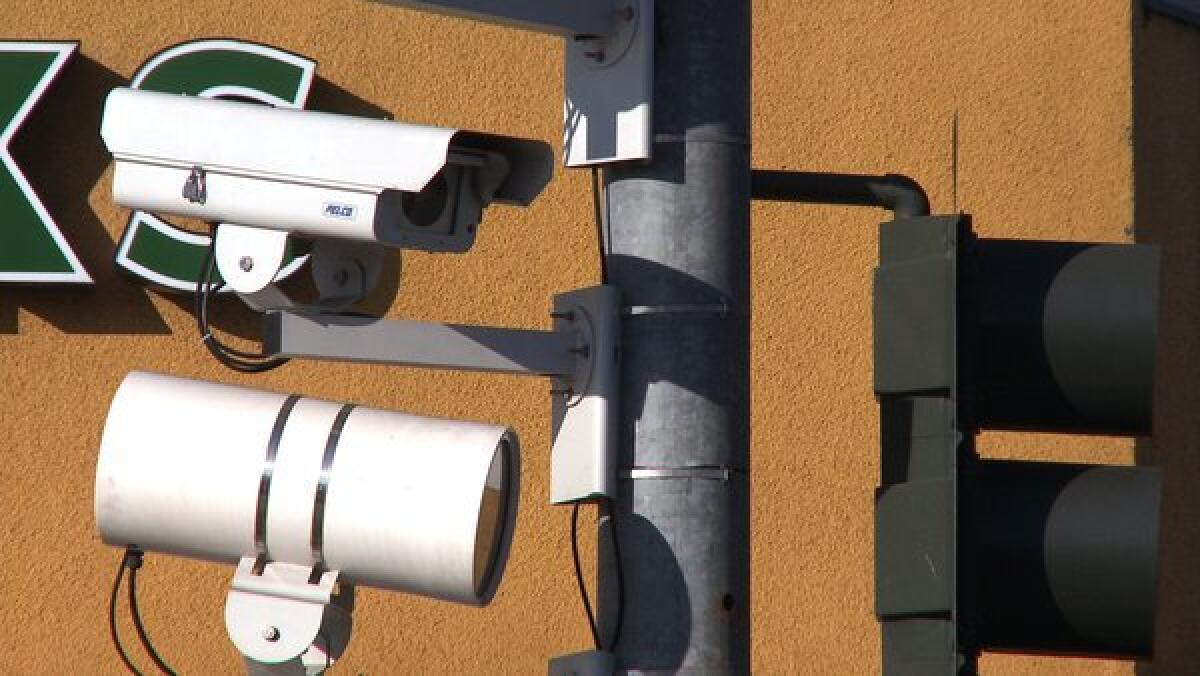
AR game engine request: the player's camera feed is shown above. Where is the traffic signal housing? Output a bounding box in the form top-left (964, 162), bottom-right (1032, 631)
top-left (873, 214), bottom-right (1161, 673)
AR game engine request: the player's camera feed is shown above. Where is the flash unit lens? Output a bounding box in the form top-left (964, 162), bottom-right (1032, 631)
top-left (474, 439), bottom-right (513, 597)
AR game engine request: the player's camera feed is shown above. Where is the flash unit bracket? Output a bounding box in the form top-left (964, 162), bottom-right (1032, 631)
top-left (262, 284), bottom-right (621, 504)
top-left (226, 557), bottom-right (354, 675)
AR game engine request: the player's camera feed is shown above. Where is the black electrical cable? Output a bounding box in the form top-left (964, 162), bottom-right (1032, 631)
top-left (569, 499), bottom-right (627, 653)
top-left (574, 169), bottom-right (607, 650)
top-left (109, 547), bottom-right (178, 676)
top-left (570, 502), bottom-right (602, 650)
top-left (109, 548), bottom-right (146, 676)
top-left (196, 238), bottom-right (285, 369)
top-left (194, 228), bottom-right (290, 373)
top-left (568, 167), bottom-right (626, 653)
top-left (603, 499), bottom-right (625, 652)
top-left (591, 167), bottom-right (609, 284)
top-left (127, 559), bottom-right (178, 676)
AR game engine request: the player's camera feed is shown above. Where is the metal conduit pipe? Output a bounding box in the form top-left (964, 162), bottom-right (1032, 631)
top-left (750, 170), bottom-right (931, 218)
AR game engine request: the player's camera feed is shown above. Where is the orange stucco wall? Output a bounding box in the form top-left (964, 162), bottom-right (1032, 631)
top-left (0, 1), bottom-right (1192, 673)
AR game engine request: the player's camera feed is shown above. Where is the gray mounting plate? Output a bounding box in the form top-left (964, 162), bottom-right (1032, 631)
top-left (564, 0), bottom-right (654, 166)
top-left (551, 285), bottom-right (620, 503)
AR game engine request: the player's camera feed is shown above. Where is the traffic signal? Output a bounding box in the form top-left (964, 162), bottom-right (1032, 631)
top-left (873, 214), bottom-right (1161, 673)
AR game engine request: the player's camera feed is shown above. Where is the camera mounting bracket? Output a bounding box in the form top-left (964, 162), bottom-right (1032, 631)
top-left (225, 556), bottom-right (355, 675)
top-left (371, 0), bottom-right (654, 167)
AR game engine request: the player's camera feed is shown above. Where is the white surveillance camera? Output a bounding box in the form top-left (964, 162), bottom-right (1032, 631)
top-left (95, 371), bottom-right (520, 608)
top-left (100, 88), bottom-right (554, 255)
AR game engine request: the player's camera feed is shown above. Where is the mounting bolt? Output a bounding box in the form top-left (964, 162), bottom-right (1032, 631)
top-left (333, 268), bottom-right (349, 286)
top-left (262, 626), bottom-right (280, 642)
top-left (239, 256), bottom-right (254, 272)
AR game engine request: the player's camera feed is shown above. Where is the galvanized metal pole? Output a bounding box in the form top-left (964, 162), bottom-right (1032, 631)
top-left (598, 1), bottom-right (751, 672)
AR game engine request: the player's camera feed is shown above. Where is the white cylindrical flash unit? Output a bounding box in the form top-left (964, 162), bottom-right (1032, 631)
top-left (95, 371), bottom-right (519, 606)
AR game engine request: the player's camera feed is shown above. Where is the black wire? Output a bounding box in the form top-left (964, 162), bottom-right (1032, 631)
top-left (127, 560), bottom-right (178, 676)
top-left (194, 228), bottom-right (290, 373)
top-left (591, 167), bottom-right (609, 284)
top-left (570, 499), bottom-right (627, 653)
top-left (198, 239), bottom-right (283, 367)
top-left (585, 163), bottom-right (626, 653)
top-left (199, 255), bottom-right (282, 371)
top-left (571, 502), bottom-right (602, 650)
top-left (604, 499), bottom-right (625, 652)
top-left (109, 548), bottom-right (145, 676)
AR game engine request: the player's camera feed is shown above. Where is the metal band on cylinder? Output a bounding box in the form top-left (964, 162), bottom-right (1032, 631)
top-left (311, 403), bottom-right (357, 571)
top-left (253, 394), bottom-right (302, 573)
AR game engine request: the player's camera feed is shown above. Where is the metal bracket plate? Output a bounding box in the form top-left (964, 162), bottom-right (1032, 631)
top-left (215, 223), bottom-right (290, 294)
top-left (225, 557), bottom-right (353, 673)
top-left (371, 0), bottom-right (653, 167)
top-left (551, 285), bottom-right (620, 503)
top-left (563, 0), bottom-right (654, 166)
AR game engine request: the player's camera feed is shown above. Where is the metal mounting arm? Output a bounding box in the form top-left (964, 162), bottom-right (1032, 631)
top-left (264, 311), bottom-right (578, 378)
top-left (263, 285), bottom-right (620, 505)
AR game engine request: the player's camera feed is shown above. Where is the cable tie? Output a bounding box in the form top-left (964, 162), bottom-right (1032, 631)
top-left (621, 302), bottom-right (730, 318)
top-left (620, 466), bottom-right (739, 481)
top-left (124, 547), bottom-right (144, 569)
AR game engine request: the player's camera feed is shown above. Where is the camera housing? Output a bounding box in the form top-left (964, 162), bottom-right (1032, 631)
top-left (95, 371), bottom-right (521, 607)
top-left (100, 87), bottom-right (554, 254)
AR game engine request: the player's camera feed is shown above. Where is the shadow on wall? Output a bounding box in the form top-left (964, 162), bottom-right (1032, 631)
top-left (0, 52), bottom-right (401, 337)
top-left (1132, 5), bottom-right (1200, 674)
top-left (0, 54), bottom-right (169, 335)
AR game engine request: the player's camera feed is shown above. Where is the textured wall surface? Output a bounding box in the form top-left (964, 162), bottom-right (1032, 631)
top-left (0, 0), bottom-right (1183, 673)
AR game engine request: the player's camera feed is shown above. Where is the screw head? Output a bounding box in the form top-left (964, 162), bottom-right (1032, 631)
top-left (262, 626), bottom-right (280, 642)
top-left (239, 256), bottom-right (254, 272)
top-left (333, 268), bottom-right (350, 286)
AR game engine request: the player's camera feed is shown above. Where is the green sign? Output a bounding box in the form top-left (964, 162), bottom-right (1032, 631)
top-left (0, 39), bottom-right (321, 290)
top-left (0, 42), bottom-right (90, 283)
top-left (114, 39), bottom-right (317, 292)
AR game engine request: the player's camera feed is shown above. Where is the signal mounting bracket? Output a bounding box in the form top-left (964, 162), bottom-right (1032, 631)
top-left (225, 556), bottom-right (354, 675)
top-left (563, 0), bottom-right (654, 166)
top-left (371, 0), bottom-right (654, 167)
